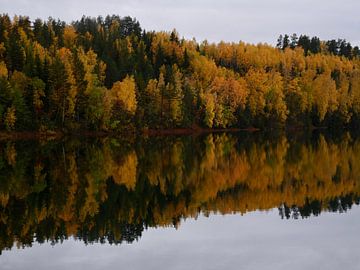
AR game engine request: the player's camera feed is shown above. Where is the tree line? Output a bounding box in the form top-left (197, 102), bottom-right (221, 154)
top-left (276, 34), bottom-right (360, 59)
top-left (0, 14), bottom-right (360, 132)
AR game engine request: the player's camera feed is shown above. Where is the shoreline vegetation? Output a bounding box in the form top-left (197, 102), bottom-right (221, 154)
top-left (0, 125), bottom-right (334, 141)
top-left (0, 14), bottom-right (360, 136)
top-left (0, 127), bottom-right (258, 140)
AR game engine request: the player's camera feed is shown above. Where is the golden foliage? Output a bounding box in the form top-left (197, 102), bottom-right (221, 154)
top-left (63, 26), bottom-right (77, 48)
top-left (111, 75), bottom-right (137, 115)
top-left (0, 61), bottom-right (8, 78)
top-left (4, 106), bottom-right (16, 131)
top-left (112, 151), bottom-right (138, 190)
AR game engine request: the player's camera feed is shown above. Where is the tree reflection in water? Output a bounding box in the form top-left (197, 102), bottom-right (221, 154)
top-left (0, 131), bottom-right (359, 253)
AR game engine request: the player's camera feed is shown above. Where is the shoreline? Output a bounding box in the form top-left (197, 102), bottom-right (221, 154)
top-left (0, 126), bottom-right (335, 141)
top-left (0, 127), bottom-right (260, 141)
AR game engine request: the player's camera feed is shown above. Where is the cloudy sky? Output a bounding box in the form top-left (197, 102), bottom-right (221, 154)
top-left (2, 0), bottom-right (359, 45)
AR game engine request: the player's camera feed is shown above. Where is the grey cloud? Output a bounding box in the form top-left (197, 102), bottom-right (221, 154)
top-left (1, 0), bottom-right (359, 45)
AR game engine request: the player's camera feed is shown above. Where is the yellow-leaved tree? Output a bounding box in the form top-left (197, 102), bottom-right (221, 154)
top-left (4, 106), bottom-right (16, 131)
top-left (110, 75), bottom-right (137, 130)
top-left (63, 26), bottom-right (77, 48)
top-left (111, 75), bottom-right (137, 115)
top-left (0, 61), bottom-right (8, 78)
top-left (312, 73), bottom-right (337, 122)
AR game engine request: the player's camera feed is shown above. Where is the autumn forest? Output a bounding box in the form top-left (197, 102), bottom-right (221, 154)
top-left (1, 14), bottom-right (360, 132)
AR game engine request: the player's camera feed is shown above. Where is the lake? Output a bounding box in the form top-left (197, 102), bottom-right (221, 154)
top-left (0, 131), bottom-right (360, 269)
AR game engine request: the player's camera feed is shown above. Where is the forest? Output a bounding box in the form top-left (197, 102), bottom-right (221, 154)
top-left (1, 14), bottom-right (360, 132)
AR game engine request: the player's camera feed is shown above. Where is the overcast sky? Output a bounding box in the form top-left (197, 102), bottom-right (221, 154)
top-left (2, 0), bottom-right (359, 45)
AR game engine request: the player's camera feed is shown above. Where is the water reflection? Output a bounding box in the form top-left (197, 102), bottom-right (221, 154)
top-left (0, 132), bottom-right (359, 253)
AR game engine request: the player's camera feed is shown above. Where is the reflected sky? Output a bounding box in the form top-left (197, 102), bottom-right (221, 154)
top-left (2, 207), bottom-right (360, 270)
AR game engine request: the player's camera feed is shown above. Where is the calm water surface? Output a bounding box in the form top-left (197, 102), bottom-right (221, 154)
top-left (0, 132), bottom-right (359, 269)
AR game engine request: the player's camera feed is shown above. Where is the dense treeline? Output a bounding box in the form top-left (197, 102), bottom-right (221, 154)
top-left (0, 133), bottom-right (360, 252)
top-left (276, 34), bottom-right (360, 59)
top-left (0, 14), bottom-right (360, 132)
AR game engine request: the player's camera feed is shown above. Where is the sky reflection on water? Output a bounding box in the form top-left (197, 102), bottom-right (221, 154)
top-left (2, 207), bottom-right (360, 270)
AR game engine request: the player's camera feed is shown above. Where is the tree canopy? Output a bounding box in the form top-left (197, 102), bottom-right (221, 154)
top-left (0, 14), bottom-right (360, 132)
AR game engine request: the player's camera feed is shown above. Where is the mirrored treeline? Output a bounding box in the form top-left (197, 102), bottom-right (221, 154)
top-left (0, 132), bottom-right (360, 253)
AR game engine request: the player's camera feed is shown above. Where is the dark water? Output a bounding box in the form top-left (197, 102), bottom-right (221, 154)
top-left (1, 132), bottom-right (360, 269)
